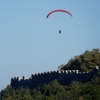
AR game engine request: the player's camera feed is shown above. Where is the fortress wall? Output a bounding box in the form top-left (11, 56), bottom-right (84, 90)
top-left (11, 66), bottom-right (99, 89)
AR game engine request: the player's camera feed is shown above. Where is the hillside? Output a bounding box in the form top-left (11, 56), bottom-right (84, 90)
top-left (0, 72), bottom-right (100, 100)
top-left (0, 48), bottom-right (100, 100)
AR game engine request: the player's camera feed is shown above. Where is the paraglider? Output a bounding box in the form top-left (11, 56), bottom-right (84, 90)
top-left (46, 9), bottom-right (72, 18)
top-left (46, 9), bottom-right (72, 34)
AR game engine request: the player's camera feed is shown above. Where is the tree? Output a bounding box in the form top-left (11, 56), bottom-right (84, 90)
top-left (61, 48), bottom-right (100, 72)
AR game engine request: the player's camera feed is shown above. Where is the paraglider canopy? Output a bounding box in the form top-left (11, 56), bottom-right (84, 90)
top-left (46, 9), bottom-right (72, 18)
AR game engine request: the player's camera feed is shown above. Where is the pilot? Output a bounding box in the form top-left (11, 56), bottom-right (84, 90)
top-left (59, 30), bottom-right (62, 34)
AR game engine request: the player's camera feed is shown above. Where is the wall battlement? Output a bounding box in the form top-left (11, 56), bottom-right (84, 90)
top-left (11, 66), bottom-right (99, 89)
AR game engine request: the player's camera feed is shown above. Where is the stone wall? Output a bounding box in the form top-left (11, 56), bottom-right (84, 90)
top-left (11, 66), bottom-right (99, 89)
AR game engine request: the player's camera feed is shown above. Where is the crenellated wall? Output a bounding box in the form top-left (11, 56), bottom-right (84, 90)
top-left (11, 66), bottom-right (99, 89)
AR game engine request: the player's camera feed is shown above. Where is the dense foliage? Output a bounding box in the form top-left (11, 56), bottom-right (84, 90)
top-left (0, 72), bottom-right (100, 100)
top-left (60, 48), bottom-right (100, 72)
top-left (0, 48), bottom-right (100, 100)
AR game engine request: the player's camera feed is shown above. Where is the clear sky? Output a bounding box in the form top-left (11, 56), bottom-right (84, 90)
top-left (0, 0), bottom-right (100, 90)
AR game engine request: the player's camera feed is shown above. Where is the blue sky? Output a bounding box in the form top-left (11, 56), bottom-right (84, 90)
top-left (0, 0), bottom-right (100, 90)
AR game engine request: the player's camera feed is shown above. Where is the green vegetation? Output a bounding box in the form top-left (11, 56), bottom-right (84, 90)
top-left (60, 48), bottom-right (100, 72)
top-left (0, 75), bottom-right (100, 100)
top-left (0, 48), bottom-right (100, 100)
